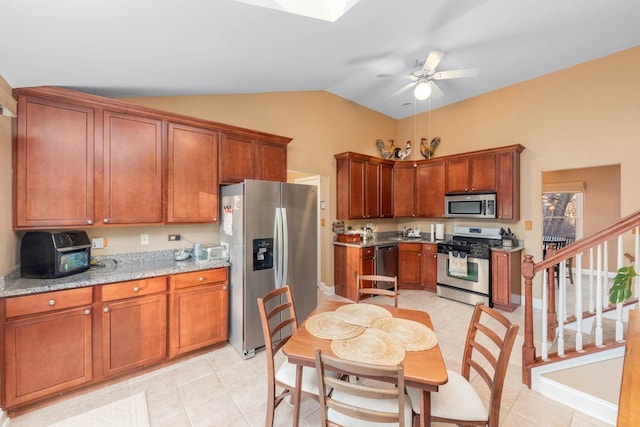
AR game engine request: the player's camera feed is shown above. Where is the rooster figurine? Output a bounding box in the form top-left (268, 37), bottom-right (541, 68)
top-left (394, 140), bottom-right (412, 160)
top-left (375, 139), bottom-right (396, 159)
top-left (420, 137), bottom-right (441, 159)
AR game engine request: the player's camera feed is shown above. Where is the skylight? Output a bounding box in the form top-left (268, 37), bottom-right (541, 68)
top-left (233, 0), bottom-right (360, 22)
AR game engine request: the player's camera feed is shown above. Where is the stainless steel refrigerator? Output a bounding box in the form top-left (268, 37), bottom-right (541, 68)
top-left (220, 180), bottom-right (318, 359)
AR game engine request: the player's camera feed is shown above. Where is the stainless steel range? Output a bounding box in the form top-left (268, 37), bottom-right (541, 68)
top-left (436, 226), bottom-right (502, 306)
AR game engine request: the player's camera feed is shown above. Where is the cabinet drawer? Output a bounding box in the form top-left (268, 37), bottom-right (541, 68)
top-left (399, 243), bottom-right (422, 252)
top-left (102, 277), bottom-right (167, 302)
top-left (423, 243), bottom-right (438, 253)
top-left (361, 247), bottom-right (375, 258)
top-left (6, 287), bottom-right (93, 318)
top-left (170, 268), bottom-right (228, 290)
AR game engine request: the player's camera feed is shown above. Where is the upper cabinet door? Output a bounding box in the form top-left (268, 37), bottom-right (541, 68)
top-left (14, 95), bottom-right (95, 228)
top-left (101, 111), bottom-right (163, 225)
top-left (219, 133), bottom-right (254, 184)
top-left (415, 161), bottom-right (445, 218)
top-left (167, 123), bottom-right (219, 223)
top-left (379, 162), bottom-right (394, 218)
top-left (393, 162), bottom-right (416, 217)
top-left (256, 139), bottom-right (287, 182)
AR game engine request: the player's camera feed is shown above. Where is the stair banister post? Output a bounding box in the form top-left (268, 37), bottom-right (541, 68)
top-left (546, 244), bottom-right (558, 341)
top-left (522, 254), bottom-right (536, 387)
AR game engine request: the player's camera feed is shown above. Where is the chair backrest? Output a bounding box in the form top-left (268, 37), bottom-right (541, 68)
top-left (356, 274), bottom-right (398, 308)
top-left (460, 303), bottom-right (519, 427)
top-left (314, 349), bottom-right (406, 426)
top-left (257, 286), bottom-right (298, 374)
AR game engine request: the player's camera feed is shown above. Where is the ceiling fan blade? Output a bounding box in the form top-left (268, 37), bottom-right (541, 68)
top-left (390, 82), bottom-right (416, 98)
top-left (422, 50), bottom-right (444, 73)
top-left (377, 73), bottom-right (418, 81)
top-left (429, 81), bottom-right (444, 99)
top-left (431, 67), bottom-right (479, 80)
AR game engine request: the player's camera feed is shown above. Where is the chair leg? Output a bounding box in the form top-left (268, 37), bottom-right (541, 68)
top-left (266, 381), bottom-right (276, 427)
top-left (567, 258), bottom-right (574, 284)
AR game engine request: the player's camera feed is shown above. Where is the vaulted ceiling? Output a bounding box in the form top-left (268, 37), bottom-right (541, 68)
top-left (1, 0), bottom-right (639, 119)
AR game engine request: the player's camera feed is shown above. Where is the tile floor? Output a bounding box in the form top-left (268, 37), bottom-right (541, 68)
top-left (7, 289), bottom-right (613, 427)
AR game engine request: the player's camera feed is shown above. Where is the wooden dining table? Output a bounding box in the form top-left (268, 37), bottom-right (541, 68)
top-left (282, 300), bottom-right (448, 427)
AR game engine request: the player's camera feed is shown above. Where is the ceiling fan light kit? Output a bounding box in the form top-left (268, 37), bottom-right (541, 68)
top-left (378, 50), bottom-right (478, 103)
top-left (414, 81), bottom-right (432, 100)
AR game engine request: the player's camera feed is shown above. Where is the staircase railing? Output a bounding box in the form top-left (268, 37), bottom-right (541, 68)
top-left (521, 210), bottom-right (640, 387)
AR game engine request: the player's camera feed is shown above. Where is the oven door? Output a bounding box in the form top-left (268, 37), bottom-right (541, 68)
top-left (436, 252), bottom-right (490, 295)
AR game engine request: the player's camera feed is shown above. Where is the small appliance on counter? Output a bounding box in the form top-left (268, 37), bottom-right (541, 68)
top-left (20, 230), bottom-right (91, 278)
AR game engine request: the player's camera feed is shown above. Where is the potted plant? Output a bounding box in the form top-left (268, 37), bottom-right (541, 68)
top-left (609, 265), bottom-right (638, 304)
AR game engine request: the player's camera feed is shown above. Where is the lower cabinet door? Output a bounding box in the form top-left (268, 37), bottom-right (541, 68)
top-left (102, 294), bottom-right (167, 377)
top-left (169, 283), bottom-right (228, 358)
top-left (4, 307), bottom-right (93, 407)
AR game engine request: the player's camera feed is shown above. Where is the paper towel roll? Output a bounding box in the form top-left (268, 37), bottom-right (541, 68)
top-left (430, 224), bottom-right (435, 241)
top-left (435, 223), bottom-right (445, 240)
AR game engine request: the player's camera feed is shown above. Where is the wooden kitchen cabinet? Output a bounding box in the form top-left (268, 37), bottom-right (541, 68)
top-left (13, 86), bottom-right (292, 229)
top-left (421, 243), bottom-right (438, 292)
top-left (496, 148), bottom-right (523, 220)
top-left (169, 268), bottom-right (229, 358)
top-left (3, 288), bottom-right (93, 408)
top-left (334, 245), bottom-right (375, 301)
top-left (256, 138), bottom-right (287, 182)
top-left (100, 111), bottom-right (163, 225)
top-left (393, 162), bottom-right (417, 217)
top-left (13, 95), bottom-right (96, 228)
top-left (219, 132), bottom-right (290, 184)
top-left (167, 122), bottom-right (219, 223)
top-left (335, 152), bottom-right (393, 220)
top-left (380, 161), bottom-right (394, 218)
top-left (491, 249), bottom-right (523, 311)
top-left (101, 277), bottom-right (167, 377)
top-left (415, 160), bottom-right (446, 218)
top-left (446, 154), bottom-right (496, 194)
top-left (398, 243), bottom-right (422, 289)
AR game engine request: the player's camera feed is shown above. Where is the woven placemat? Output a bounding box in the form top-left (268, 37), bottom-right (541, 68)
top-left (331, 328), bottom-right (405, 366)
top-left (305, 311), bottom-right (366, 340)
top-left (369, 317), bottom-right (438, 351)
top-left (334, 303), bottom-right (392, 327)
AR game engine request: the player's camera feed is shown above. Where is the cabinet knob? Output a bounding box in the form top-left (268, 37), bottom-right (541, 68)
top-left (103, 218), bottom-right (109, 224)
top-left (87, 220), bottom-right (93, 225)
top-left (84, 309), bottom-right (91, 315)
top-left (48, 299), bottom-right (56, 306)
top-left (103, 307), bottom-right (110, 313)
top-left (133, 286), bottom-right (140, 292)
top-left (199, 277), bottom-right (205, 282)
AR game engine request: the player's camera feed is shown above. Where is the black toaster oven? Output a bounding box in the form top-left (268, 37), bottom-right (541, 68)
top-left (20, 230), bottom-right (91, 278)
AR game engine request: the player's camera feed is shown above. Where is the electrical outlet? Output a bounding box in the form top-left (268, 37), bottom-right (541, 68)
top-left (140, 234), bottom-right (150, 245)
top-left (524, 220), bottom-right (532, 230)
top-left (92, 238), bottom-right (104, 249)
top-left (168, 234), bottom-right (181, 241)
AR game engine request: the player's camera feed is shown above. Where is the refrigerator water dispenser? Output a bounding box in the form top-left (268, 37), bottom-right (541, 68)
top-left (253, 238), bottom-right (273, 270)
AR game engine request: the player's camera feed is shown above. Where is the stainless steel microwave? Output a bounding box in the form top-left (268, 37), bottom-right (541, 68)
top-left (444, 193), bottom-right (496, 219)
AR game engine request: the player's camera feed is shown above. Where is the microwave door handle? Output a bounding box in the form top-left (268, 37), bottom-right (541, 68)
top-left (482, 200), bottom-right (486, 215)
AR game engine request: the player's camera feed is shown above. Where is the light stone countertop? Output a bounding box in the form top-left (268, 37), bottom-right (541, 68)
top-left (0, 250), bottom-right (230, 298)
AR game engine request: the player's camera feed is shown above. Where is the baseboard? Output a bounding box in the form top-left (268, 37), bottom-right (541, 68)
top-left (536, 376), bottom-right (617, 425)
top-left (531, 347), bottom-right (624, 426)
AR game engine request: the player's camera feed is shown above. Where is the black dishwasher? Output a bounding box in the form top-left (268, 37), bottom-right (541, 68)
top-left (374, 244), bottom-right (398, 289)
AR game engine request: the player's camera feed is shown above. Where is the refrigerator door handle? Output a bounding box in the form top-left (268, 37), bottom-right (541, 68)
top-left (281, 207), bottom-right (289, 287)
top-left (274, 207), bottom-right (284, 288)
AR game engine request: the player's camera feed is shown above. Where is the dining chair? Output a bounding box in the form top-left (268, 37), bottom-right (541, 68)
top-left (314, 349), bottom-right (412, 426)
top-left (257, 286), bottom-right (323, 427)
top-left (356, 274), bottom-right (399, 308)
top-left (407, 302), bottom-right (519, 427)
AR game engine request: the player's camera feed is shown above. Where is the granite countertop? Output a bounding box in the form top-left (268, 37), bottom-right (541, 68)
top-left (0, 250), bottom-right (230, 298)
top-left (332, 233), bottom-right (524, 252)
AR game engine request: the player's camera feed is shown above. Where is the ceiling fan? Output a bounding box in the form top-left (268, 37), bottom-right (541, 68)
top-left (377, 50), bottom-right (478, 101)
